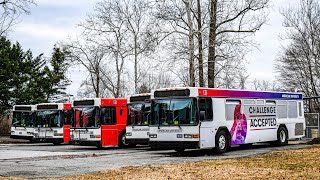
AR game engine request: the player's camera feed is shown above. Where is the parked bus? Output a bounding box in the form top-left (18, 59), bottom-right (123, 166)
top-left (149, 87), bottom-right (305, 154)
top-left (34, 103), bottom-right (72, 145)
top-left (70, 98), bottom-right (128, 148)
top-left (126, 93), bottom-right (151, 146)
top-left (10, 105), bottom-right (36, 142)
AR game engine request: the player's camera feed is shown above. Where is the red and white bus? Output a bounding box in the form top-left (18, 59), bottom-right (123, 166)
top-left (126, 93), bottom-right (151, 146)
top-left (10, 105), bottom-right (36, 142)
top-left (34, 103), bottom-right (72, 145)
top-left (149, 87), bottom-right (305, 153)
top-left (70, 98), bottom-right (128, 148)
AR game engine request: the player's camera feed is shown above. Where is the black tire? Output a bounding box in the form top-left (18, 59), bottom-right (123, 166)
top-left (53, 142), bottom-right (61, 145)
top-left (118, 131), bottom-right (128, 148)
top-left (274, 126), bottom-right (288, 146)
top-left (96, 143), bottom-right (104, 149)
top-left (215, 130), bottom-right (228, 154)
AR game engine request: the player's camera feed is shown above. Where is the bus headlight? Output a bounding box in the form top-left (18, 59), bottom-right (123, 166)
top-left (126, 132), bottom-right (132, 136)
top-left (149, 134), bottom-right (157, 138)
top-left (184, 134), bottom-right (199, 138)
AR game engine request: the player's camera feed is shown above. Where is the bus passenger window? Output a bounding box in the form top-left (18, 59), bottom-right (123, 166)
top-left (199, 98), bottom-right (213, 121)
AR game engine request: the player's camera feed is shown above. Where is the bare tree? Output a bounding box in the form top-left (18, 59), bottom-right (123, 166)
top-left (276, 0), bottom-right (320, 98)
top-left (196, 0), bottom-right (204, 87)
top-left (154, 0), bottom-right (200, 87)
top-left (65, 40), bottom-right (106, 98)
top-left (276, 0), bottom-right (320, 112)
top-left (207, 0), bottom-right (269, 88)
top-left (0, 0), bottom-right (35, 36)
top-left (79, 0), bottom-right (158, 94)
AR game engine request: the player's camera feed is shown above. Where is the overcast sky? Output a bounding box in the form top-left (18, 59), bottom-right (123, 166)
top-left (8, 0), bottom-right (299, 98)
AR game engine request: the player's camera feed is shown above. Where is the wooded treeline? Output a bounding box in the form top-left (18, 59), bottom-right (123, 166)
top-left (1, 0), bottom-right (320, 113)
top-left (65, 0), bottom-right (271, 98)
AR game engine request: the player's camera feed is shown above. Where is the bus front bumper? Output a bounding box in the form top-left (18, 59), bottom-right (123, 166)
top-left (69, 140), bottom-right (101, 146)
top-left (126, 138), bottom-right (149, 145)
top-left (10, 135), bottom-right (33, 140)
top-left (33, 137), bottom-right (64, 144)
top-left (149, 141), bottom-right (199, 150)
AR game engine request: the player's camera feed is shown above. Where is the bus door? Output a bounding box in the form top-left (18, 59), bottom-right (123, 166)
top-left (63, 108), bottom-right (73, 143)
top-left (100, 106), bottom-right (118, 146)
top-left (199, 98), bottom-right (215, 149)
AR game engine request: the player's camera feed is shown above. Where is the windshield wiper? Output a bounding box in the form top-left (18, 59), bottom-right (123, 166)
top-left (84, 124), bottom-right (88, 131)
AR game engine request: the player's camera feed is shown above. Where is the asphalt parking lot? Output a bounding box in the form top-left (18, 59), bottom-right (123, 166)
top-left (0, 140), bottom-right (309, 179)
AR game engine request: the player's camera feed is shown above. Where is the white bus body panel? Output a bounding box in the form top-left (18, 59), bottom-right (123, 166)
top-left (11, 127), bottom-right (34, 137)
top-left (35, 127), bottom-right (64, 139)
top-left (149, 126), bottom-right (199, 142)
top-left (71, 128), bottom-right (101, 141)
top-left (126, 126), bottom-right (149, 140)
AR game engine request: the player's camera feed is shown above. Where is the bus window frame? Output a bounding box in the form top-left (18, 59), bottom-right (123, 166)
top-left (198, 97), bottom-right (213, 121)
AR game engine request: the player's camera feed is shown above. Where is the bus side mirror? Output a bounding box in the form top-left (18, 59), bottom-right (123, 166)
top-left (200, 111), bottom-right (206, 121)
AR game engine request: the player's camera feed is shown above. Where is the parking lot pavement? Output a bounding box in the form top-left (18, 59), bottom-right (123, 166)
top-left (0, 142), bottom-right (310, 179)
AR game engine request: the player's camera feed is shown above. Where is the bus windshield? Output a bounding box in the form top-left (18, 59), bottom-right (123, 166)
top-left (151, 98), bottom-right (197, 126)
top-left (73, 107), bottom-right (99, 128)
top-left (35, 110), bottom-right (62, 128)
top-left (127, 103), bottom-right (151, 126)
top-left (12, 111), bottom-right (34, 127)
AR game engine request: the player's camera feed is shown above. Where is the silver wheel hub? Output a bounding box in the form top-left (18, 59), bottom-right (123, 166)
top-left (122, 135), bottom-right (128, 145)
top-left (219, 135), bottom-right (226, 150)
top-left (280, 130), bottom-right (286, 142)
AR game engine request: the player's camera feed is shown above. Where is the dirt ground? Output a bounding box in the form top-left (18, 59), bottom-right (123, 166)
top-left (48, 145), bottom-right (319, 180)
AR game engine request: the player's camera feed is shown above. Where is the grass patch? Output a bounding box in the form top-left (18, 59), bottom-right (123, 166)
top-left (60, 145), bottom-right (320, 180)
top-left (2, 145), bottom-right (320, 180)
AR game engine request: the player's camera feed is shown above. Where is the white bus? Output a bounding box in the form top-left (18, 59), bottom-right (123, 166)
top-left (126, 93), bottom-right (151, 146)
top-left (11, 105), bottom-right (36, 142)
top-left (34, 103), bottom-right (72, 145)
top-left (148, 87), bottom-right (305, 153)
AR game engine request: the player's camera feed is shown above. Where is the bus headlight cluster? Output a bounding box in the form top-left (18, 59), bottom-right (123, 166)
top-left (90, 135), bottom-right (101, 138)
top-left (183, 134), bottom-right (199, 138)
top-left (149, 134), bottom-right (157, 138)
top-left (11, 131), bottom-right (15, 134)
top-left (126, 132), bottom-right (132, 136)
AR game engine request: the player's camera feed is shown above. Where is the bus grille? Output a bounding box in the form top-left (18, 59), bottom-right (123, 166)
top-left (295, 123), bottom-right (304, 136)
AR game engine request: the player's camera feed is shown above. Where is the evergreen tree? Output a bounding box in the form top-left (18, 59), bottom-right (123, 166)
top-left (0, 37), bottom-right (70, 113)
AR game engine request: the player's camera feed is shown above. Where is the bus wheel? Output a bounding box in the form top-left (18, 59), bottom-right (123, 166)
top-left (118, 132), bottom-right (128, 148)
top-left (215, 130), bottom-right (228, 154)
top-left (275, 126), bottom-right (288, 146)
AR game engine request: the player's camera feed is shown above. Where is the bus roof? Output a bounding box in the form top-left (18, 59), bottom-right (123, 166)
top-left (152, 87), bottom-right (303, 100)
top-left (36, 103), bottom-right (72, 110)
top-left (73, 98), bottom-right (127, 107)
top-left (13, 105), bottom-right (36, 112)
top-left (128, 93), bottom-right (151, 103)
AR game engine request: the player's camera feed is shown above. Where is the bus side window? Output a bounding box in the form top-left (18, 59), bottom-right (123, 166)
top-left (199, 98), bottom-right (213, 121)
top-left (298, 102), bottom-right (303, 117)
top-left (225, 99), bottom-right (241, 121)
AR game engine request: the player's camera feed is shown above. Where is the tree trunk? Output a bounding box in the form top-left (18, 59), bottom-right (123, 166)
top-left (207, 0), bottom-right (217, 88)
top-left (197, 0), bottom-right (204, 87)
top-left (184, 0), bottom-right (195, 87)
top-left (134, 34), bottom-right (138, 93)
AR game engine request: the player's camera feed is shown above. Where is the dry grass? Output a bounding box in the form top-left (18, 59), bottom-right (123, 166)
top-left (58, 145), bottom-right (320, 180)
top-left (2, 145), bottom-right (320, 180)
